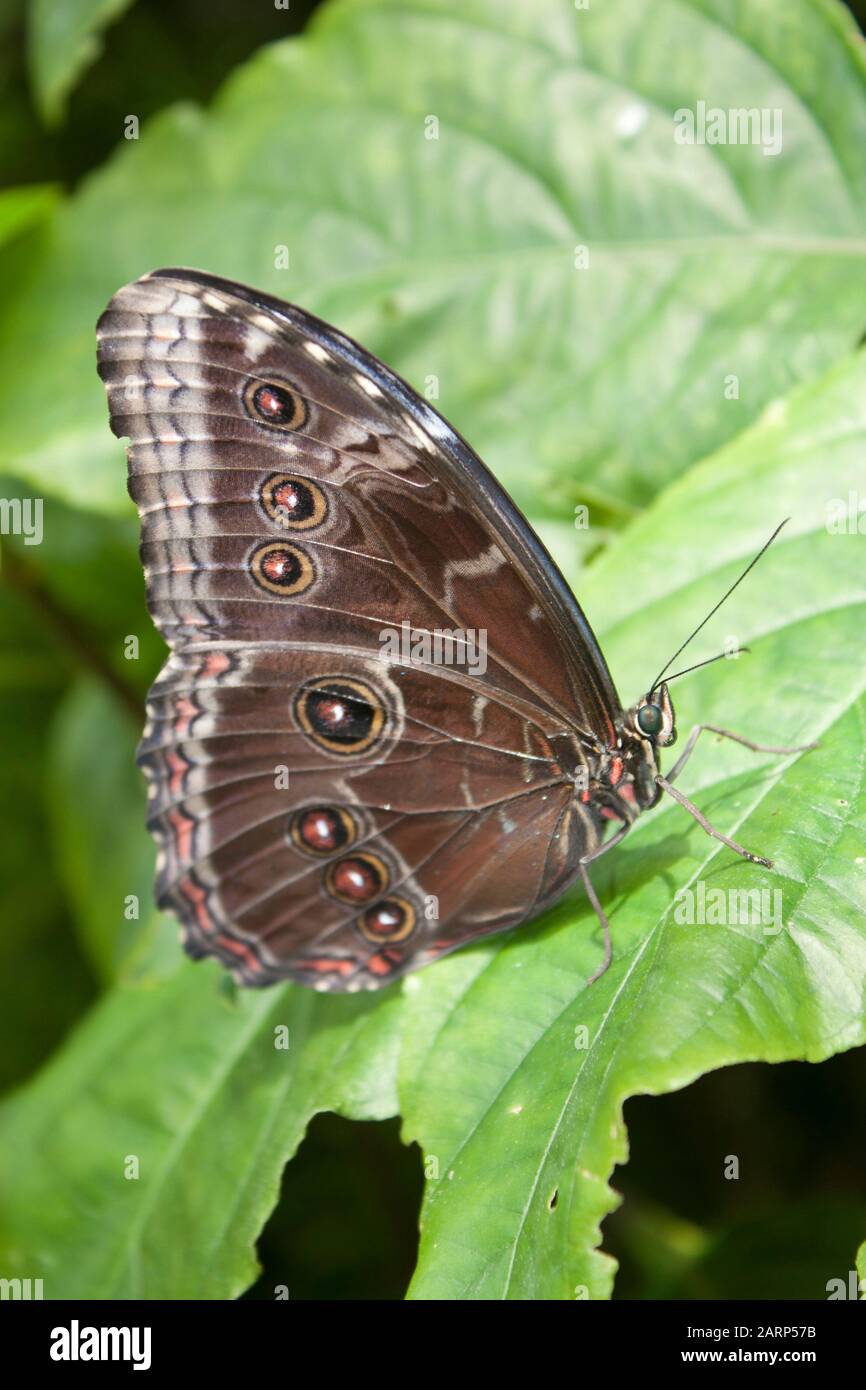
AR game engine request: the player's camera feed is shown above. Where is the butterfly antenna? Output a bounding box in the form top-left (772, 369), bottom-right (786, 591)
top-left (661, 647), bottom-right (750, 686)
top-left (650, 519), bottom-right (789, 694)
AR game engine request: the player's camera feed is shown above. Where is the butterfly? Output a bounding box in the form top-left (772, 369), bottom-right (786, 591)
top-left (96, 269), bottom-right (811, 993)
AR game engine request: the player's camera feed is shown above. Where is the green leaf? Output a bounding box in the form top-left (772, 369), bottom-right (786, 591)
top-left (0, 484), bottom-right (168, 1070)
top-left (400, 347), bottom-right (866, 1299)
top-left (0, 963), bottom-right (403, 1298)
top-left (47, 679), bottom-right (175, 985)
top-left (0, 183), bottom-right (58, 247)
top-left (857, 1240), bottom-right (866, 1298)
top-left (0, 486), bottom-right (163, 689)
top-left (0, 550), bottom-right (96, 1092)
top-left (28, 0), bottom-right (137, 125)
top-left (4, 0), bottom-right (866, 514)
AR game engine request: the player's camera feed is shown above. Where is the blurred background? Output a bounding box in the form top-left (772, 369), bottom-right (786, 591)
top-left (1, 0), bottom-right (864, 1299)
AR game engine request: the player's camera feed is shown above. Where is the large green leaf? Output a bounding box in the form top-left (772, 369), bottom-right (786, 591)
top-left (0, 963), bottom-right (403, 1298)
top-left (0, 345), bottom-right (863, 1299)
top-left (399, 348), bottom-right (866, 1299)
top-left (3, 0), bottom-right (866, 516)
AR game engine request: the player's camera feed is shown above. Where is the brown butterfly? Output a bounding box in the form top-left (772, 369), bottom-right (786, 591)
top-left (96, 270), bottom-right (811, 992)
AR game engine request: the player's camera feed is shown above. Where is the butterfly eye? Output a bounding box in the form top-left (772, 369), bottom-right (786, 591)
top-left (243, 377), bottom-right (306, 431)
top-left (637, 702), bottom-right (663, 737)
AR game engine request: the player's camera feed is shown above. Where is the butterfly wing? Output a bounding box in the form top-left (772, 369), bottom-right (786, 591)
top-left (97, 268), bottom-right (618, 989)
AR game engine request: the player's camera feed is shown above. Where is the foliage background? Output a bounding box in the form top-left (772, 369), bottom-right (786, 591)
top-left (0, 0), bottom-right (864, 1300)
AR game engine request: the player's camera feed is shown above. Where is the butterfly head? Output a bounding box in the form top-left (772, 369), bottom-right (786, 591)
top-left (632, 682), bottom-right (677, 747)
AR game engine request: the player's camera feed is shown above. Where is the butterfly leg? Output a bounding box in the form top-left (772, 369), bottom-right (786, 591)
top-left (579, 862), bottom-right (613, 985)
top-left (655, 774), bottom-right (772, 867)
top-left (656, 725), bottom-right (816, 868)
top-left (579, 823), bottom-right (632, 985)
top-left (663, 723), bottom-right (818, 786)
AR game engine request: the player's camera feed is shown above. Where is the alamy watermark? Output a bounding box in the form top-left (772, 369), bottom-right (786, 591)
top-left (49, 1320), bottom-right (151, 1370)
top-left (0, 497), bottom-right (43, 545)
top-left (0, 1276), bottom-right (43, 1299)
top-left (826, 491), bottom-right (866, 534)
top-left (674, 102), bottom-right (783, 157)
top-left (826, 1269), bottom-right (865, 1300)
top-left (674, 882), bottom-right (783, 935)
top-left (379, 619), bottom-right (487, 677)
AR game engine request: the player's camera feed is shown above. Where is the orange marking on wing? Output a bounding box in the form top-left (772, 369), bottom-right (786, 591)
top-left (167, 806), bottom-right (195, 860)
top-left (165, 747), bottom-right (189, 797)
top-left (178, 875), bottom-right (216, 935)
top-left (202, 650), bottom-right (231, 680)
top-left (367, 949), bottom-right (402, 976)
top-left (174, 695), bottom-right (198, 737)
top-left (177, 879), bottom-right (262, 973)
top-left (303, 958), bottom-right (356, 976)
top-left (216, 933), bottom-right (263, 973)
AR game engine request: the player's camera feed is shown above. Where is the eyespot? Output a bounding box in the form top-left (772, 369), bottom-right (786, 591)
top-left (293, 676), bottom-right (387, 756)
top-left (243, 377), bottom-right (306, 431)
top-left (249, 540), bottom-right (314, 596)
top-left (357, 896), bottom-right (417, 944)
top-left (260, 473), bottom-right (327, 531)
top-left (325, 852), bottom-right (389, 905)
top-left (637, 703), bottom-right (663, 737)
top-left (289, 806), bottom-right (357, 857)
